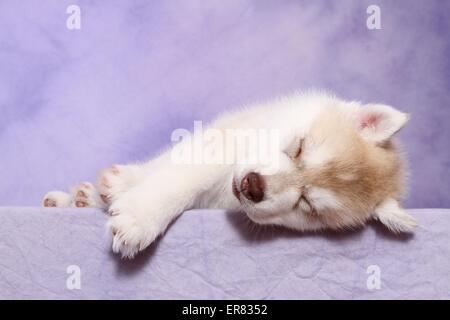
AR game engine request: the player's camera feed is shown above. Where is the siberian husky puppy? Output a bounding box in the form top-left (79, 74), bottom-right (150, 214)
top-left (43, 91), bottom-right (417, 258)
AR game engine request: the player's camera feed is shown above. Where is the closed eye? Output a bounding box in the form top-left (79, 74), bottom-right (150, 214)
top-left (286, 138), bottom-right (304, 159)
top-left (294, 140), bottom-right (302, 158)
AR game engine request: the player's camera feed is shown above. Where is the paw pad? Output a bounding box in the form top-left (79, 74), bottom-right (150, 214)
top-left (42, 191), bottom-right (72, 208)
top-left (43, 198), bottom-right (57, 207)
top-left (97, 165), bottom-right (129, 204)
top-left (73, 182), bottom-right (95, 208)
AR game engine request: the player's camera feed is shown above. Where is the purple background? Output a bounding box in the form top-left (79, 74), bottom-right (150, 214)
top-left (0, 0), bottom-right (449, 207)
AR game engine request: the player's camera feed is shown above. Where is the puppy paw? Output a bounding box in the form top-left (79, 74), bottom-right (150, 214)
top-left (374, 198), bottom-right (418, 233)
top-left (72, 182), bottom-right (104, 208)
top-left (98, 165), bottom-right (134, 204)
top-left (107, 198), bottom-right (161, 259)
top-left (42, 191), bottom-right (72, 207)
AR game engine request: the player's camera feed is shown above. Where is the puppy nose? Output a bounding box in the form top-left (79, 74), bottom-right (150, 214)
top-left (241, 172), bottom-right (264, 203)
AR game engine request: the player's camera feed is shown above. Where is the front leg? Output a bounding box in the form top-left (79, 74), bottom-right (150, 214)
top-left (107, 185), bottom-right (185, 258)
top-left (106, 153), bottom-right (239, 258)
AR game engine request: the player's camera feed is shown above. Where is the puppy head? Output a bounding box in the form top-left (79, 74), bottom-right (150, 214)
top-left (233, 100), bottom-right (416, 233)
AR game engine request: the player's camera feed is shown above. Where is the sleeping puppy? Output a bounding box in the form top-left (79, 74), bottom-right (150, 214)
top-left (43, 91), bottom-right (417, 258)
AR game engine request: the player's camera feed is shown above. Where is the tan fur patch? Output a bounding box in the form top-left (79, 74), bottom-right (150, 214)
top-left (263, 108), bottom-right (405, 230)
top-left (301, 109), bottom-right (404, 229)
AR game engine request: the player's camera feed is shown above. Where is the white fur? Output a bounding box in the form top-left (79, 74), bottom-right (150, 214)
top-left (42, 191), bottom-right (72, 207)
top-left (374, 198), bottom-right (418, 233)
top-left (307, 187), bottom-right (342, 211)
top-left (43, 91), bottom-right (416, 258)
top-left (302, 144), bottom-right (332, 168)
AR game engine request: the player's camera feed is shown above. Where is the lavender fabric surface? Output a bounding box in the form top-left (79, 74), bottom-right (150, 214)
top-left (0, 207), bottom-right (448, 299)
top-left (0, 1), bottom-right (449, 208)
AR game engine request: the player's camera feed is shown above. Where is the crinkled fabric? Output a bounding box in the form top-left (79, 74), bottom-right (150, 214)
top-left (0, 208), bottom-right (448, 299)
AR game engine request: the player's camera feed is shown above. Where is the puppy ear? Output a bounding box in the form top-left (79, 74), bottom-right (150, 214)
top-left (357, 104), bottom-right (409, 143)
top-left (374, 198), bottom-right (418, 233)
